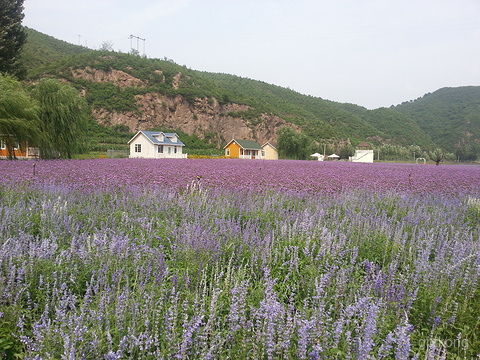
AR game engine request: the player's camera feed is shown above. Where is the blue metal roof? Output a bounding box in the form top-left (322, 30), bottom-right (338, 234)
top-left (131, 131), bottom-right (185, 146)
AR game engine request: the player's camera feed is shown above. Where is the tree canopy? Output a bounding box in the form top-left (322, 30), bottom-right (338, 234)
top-left (0, 0), bottom-right (27, 75)
top-left (426, 148), bottom-right (446, 166)
top-left (31, 79), bottom-right (90, 159)
top-left (1, 75), bottom-right (91, 159)
top-left (0, 75), bottom-right (39, 158)
top-left (277, 127), bottom-right (314, 160)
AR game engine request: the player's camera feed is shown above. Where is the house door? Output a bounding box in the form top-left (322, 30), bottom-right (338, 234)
top-left (252, 150), bottom-right (256, 159)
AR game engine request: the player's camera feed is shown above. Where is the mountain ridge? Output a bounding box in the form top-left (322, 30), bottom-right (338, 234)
top-left (393, 86), bottom-right (480, 160)
top-left (18, 28), bottom-right (479, 159)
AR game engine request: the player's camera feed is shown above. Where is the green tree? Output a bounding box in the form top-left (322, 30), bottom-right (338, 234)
top-left (31, 79), bottom-right (89, 159)
top-left (338, 143), bottom-right (355, 159)
top-left (100, 41), bottom-right (114, 52)
top-left (0, 74), bottom-right (39, 158)
top-left (427, 148), bottom-right (446, 166)
top-left (277, 126), bottom-right (314, 160)
top-left (0, 0), bottom-right (27, 75)
top-left (455, 143), bottom-right (478, 162)
top-left (408, 145), bottom-right (422, 161)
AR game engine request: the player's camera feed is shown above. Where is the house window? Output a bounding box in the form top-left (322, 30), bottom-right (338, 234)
top-left (1, 139), bottom-right (19, 150)
top-left (226, 148), bottom-right (230, 156)
top-left (135, 144), bottom-right (142, 153)
top-left (168, 147), bottom-right (171, 154)
top-left (158, 145), bottom-right (164, 153)
top-left (262, 150), bottom-right (266, 157)
top-left (240, 149), bottom-right (244, 156)
top-left (174, 147), bottom-right (177, 154)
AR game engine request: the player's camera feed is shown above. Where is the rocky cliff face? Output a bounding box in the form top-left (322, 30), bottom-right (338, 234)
top-left (73, 67), bottom-right (145, 88)
top-left (74, 68), bottom-right (293, 146)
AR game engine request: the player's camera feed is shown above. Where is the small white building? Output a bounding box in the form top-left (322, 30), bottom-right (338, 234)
top-left (128, 130), bottom-right (187, 159)
top-left (349, 141), bottom-right (374, 163)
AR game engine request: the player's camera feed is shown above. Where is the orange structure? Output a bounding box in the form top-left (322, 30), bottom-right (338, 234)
top-left (0, 138), bottom-right (39, 159)
top-left (224, 139), bottom-right (264, 159)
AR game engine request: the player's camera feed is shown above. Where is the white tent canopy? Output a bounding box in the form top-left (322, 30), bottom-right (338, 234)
top-left (328, 154), bottom-right (340, 158)
top-left (310, 153), bottom-right (324, 161)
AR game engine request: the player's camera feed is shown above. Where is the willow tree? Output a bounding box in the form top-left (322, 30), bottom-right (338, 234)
top-left (277, 126), bottom-right (314, 160)
top-left (31, 79), bottom-right (89, 159)
top-left (0, 74), bottom-right (39, 158)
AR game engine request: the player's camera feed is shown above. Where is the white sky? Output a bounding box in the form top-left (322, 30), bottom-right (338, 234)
top-left (23, 0), bottom-right (480, 109)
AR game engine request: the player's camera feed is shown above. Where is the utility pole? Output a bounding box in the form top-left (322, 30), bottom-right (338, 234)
top-left (129, 35), bottom-right (146, 56)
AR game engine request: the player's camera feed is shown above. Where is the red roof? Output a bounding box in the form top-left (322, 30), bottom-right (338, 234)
top-left (357, 141), bottom-right (370, 148)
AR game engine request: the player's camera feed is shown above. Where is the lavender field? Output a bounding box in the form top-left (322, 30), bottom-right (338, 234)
top-left (1, 159), bottom-right (479, 359)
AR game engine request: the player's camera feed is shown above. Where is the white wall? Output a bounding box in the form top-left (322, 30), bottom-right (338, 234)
top-left (130, 135), bottom-right (154, 158)
top-left (350, 149), bottom-right (374, 163)
top-left (130, 134), bottom-right (187, 159)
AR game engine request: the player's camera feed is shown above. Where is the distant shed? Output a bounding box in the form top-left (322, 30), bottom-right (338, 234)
top-left (349, 141), bottom-right (374, 163)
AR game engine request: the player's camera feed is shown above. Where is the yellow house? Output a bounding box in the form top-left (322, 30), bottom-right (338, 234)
top-left (224, 139), bottom-right (264, 159)
top-left (261, 142), bottom-right (278, 160)
top-left (224, 139), bottom-right (279, 160)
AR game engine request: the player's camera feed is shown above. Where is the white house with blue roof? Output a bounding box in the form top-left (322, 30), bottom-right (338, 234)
top-left (128, 130), bottom-right (187, 159)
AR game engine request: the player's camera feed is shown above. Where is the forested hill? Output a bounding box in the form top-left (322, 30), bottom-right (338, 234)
top-left (19, 28), bottom-right (91, 75)
top-left (394, 87), bottom-right (480, 160)
top-left (18, 28), bottom-right (479, 158)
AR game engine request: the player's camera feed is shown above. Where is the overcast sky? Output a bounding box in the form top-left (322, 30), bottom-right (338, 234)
top-left (23, 0), bottom-right (480, 109)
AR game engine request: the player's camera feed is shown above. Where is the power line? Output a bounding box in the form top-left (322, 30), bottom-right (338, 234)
top-left (129, 34), bottom-right (146, 56)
